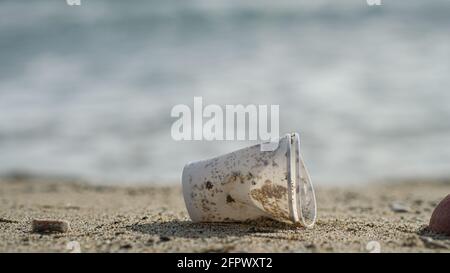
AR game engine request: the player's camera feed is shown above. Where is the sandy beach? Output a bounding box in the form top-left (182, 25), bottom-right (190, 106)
top-left (0, 177), bottom-right (449, 253)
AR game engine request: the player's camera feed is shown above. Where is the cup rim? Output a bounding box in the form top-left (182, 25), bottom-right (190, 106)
top-left (288, 132), bottom-right (317, 228)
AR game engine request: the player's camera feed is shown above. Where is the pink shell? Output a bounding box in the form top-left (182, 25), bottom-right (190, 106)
top-left (429, 194), bottom-right (450, 235)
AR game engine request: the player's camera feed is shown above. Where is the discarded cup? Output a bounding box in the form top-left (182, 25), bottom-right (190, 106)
top-left (182, 132), bottom-right (317, 227)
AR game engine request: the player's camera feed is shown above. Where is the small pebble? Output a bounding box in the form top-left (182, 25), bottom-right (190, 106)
top-left (389, 202), bottom-right (411, 213)
top-left (32, 219), bottom-right (70, 233)
top-left (159, 236), bottom-right (171, 242)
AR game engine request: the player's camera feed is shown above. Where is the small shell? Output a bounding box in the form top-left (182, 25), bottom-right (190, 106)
top-left (429, 195), bottom-right (450, 235)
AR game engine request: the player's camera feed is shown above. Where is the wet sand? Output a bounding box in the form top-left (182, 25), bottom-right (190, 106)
top-left (0, 178), bottom-right (449, 253)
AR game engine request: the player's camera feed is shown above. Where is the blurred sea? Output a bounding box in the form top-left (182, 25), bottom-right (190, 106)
top-left (1, 0), bottom-right (450, 185)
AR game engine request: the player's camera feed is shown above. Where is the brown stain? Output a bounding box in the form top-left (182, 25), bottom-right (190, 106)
top-left (226, 194), bottom-right (235, 203)
top-left (251, 150), bottom-right (277, 169)
top-left (222, 171), bottom-right (257, 186)
top-left (221, 171), bottom-right (241, 185)
top-left (205, 181), bottom-right (213, 190)
top-left (250, 180), bottom-right (289, 220)
top-left (199, 198), bottom-right (211, 212)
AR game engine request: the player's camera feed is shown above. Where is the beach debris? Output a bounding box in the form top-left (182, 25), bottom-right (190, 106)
top-left (31, 219), bottom-right (70, 233)
top-left (182, 133), bottom-right (317, 227)
top-left (389, 202), bottom-right (411, 213)
top-left (419, 236), bottom-right (448, 249)
top-left (429, 194), bottom-right (450, 235)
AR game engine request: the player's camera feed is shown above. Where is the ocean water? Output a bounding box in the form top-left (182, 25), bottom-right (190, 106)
top-left (0, 0), bottom-right (449, 185)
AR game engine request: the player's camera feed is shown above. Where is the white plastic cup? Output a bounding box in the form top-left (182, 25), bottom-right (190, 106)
top-left (182, 133), bottom-right (317, 227)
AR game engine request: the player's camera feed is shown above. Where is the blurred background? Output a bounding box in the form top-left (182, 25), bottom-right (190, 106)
top-left (0, 0), bottom-right (449, 185)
